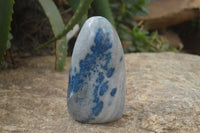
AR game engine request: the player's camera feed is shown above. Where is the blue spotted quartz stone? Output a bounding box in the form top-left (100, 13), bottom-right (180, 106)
top-left (67, 16), bottom-right (126, 123)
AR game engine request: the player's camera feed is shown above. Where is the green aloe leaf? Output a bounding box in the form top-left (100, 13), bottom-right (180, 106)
top-left (92, 0), bottom-right (115, 27)
top-left (38, 0), bottom-right (68, 71)
top-left (35, 0), bottom-right (93, 50)
top-left (68, 0), bottom-right (81, 12)
top-left (68, 0), bottom-right (87, 27)
top-left (0, 0), bottom-right (14, 63)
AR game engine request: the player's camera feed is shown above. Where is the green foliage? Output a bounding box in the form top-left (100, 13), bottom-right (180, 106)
top-left (110, 0), bottom-right (150, 26)
top-left (36, 0), bottom-right (93, 71)
top-left (0, 0), bottom-right (178, 71)
top-left (110, 0), bottom-right (175, 52)
top-left (0, 0), bottom-right (92, 71)
top-left (68, 0), bottom-right (81, 11)
top-left (92, 0), bottom-right (115, 26)
top-left (0, 0), bottom-right (14, 63)
top-left (38, 0), bottom-right (68, 71)
top-left (35, 0), bottom-right (93, 50)
top-left (125, 27), bottom-right (178, 52)
top-left (68, 0), bottom-right (87, 27)
top-left (35, 0), bottom-right (115, 71)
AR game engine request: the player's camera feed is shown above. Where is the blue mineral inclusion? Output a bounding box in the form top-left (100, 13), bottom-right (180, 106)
top-left (99, 81), bottom-right (109, 96)
top-left (93, 85), bottom-right (100, 103)
top-left (110, 88), bottom-right (117, 96)
top-left (120, 56), bottom-right (123, 62)
top-left (68, 28), bottom-right (118, 122)
top-left (106, 68), bottom-right (115, 78)
top-left (96, 72), bottom-right (104, 84)
top-left (92, 101), bottom-right (103, 116)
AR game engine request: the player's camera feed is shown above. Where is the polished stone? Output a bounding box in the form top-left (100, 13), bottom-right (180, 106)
top-left (67, 16), bottom-right (126, 123)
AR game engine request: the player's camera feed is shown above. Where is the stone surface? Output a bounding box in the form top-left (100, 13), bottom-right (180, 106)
top-left (135, 0), bottom-right (200, 29)
top-left (0, 52), bottom-right (200, 132)
top-left (161, 30), bottom-right (183, 49)
top-left (67, 16), bottom-right (126, 123)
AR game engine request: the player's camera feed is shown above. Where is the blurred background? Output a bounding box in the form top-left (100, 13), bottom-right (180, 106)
top-left (1, 0), bottom-right (200, 70)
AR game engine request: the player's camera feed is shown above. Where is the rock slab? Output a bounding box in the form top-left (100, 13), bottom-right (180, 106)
top-left (67, 16), bottom-right (126, 123)
top-left (135, 0), bottom-right (200, 29)
top-left (0, 52), bottom-right (200, 132)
